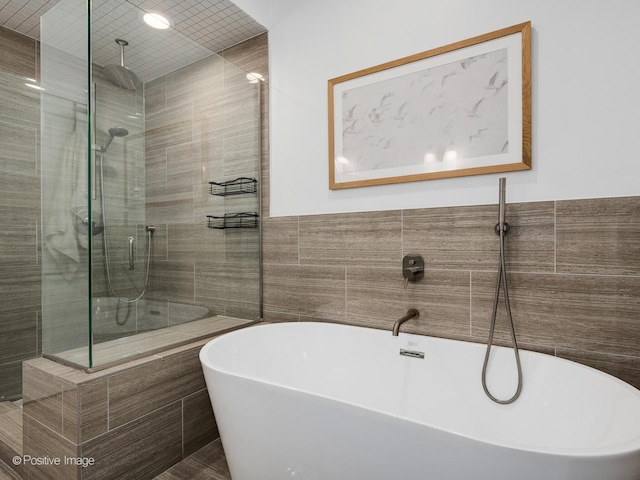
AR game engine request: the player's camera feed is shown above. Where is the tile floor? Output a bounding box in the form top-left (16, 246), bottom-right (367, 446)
top-left (0, 460), bottom-right (20, 480)
top-left (0, 439), bottom-right (230, 480)
top-left (154, 439), bottom-right (231, 480)
top-left (0, 401), bottom-right (21, 479)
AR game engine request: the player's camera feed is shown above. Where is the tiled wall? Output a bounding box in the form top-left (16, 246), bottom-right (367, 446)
top-left (22, 338), bottom-right (217, 479)
top-left (0, 29), bottom-right (269, 392)
top-left (143, 33), bottom-right (268, 321)
top-left (18, 33), bottom-right (270, 479)
top-left (0, 26), bottom-right (41, 401)
top-left (262, 197), bottom-right (640, 389)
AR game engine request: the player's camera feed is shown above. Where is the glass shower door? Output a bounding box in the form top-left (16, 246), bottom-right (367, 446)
top-left (40, 0), bottom-right (263, 371)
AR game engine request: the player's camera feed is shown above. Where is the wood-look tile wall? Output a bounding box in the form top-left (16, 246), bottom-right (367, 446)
top-left (262, 198), bottom-right (640, 389)
top-left (0, 26), bottom-right (41, 401)
top-left (22, 338), bottom-right (218, 479)
top-left (143, 33), bottom-right (267, 321)
top-left (16, 33), bottom-right (269, 479)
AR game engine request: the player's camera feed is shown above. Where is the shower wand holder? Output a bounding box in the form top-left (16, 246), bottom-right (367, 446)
top-left (494, 222), bottom-right (511, 236)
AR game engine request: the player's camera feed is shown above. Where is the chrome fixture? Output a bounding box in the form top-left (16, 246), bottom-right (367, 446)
top-left (72, 209), bottom-right (104, 236)
top-left (103, 126), bottom-right (129, 152)
top-left (481, 177), bottom-right (523, 404)
top-left (399, 349), bottom-right (425, 359)
top-left (103, 39), bottom-right (140, 90)
top-left (392, 308), bottom-right (420, 336)
top-left (402, 254), bottom-right (424, 288)
top-left (98, 128), bottom-right (153, 321)
top-left (128, 236), bottom-right (135, 270)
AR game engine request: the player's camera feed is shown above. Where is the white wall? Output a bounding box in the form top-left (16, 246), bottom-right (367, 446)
top-left (235, 0), bottom-right (640, 217)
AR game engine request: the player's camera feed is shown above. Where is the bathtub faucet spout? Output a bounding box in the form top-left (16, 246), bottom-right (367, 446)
top-left (392, 308), bottom-right (420, 336)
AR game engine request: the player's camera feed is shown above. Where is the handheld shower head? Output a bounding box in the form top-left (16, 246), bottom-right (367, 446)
top-left (494, 177), bottom-right (510, 236)
top-left (498, 177), bottom-right (506, 226)
top-left (108, 127), bottom-right (129, 138)
top-left (102, 127), bottom-right (129, 152)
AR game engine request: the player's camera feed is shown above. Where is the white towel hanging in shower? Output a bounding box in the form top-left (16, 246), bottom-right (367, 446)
top-left (43, 112), bottom-right (89, 281)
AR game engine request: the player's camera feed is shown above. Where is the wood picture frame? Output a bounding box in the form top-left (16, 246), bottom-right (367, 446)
top-left (328, 21), bottom-right (531, 189)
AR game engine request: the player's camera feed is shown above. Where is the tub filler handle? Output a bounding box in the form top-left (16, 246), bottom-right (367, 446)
top-left (399, 349), bottom-right (425, 359)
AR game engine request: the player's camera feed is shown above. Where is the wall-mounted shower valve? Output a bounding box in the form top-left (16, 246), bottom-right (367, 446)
top-left (402, 254), bottom-right (424, 288)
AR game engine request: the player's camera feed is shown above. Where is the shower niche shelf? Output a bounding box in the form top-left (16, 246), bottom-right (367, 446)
top-left (207, 212), bottom-right (259, 230)
top-left (209, 177), bottom-right (257, 196)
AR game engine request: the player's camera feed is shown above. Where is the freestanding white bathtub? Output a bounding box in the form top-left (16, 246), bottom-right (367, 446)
top-left (199, 322), bottom-right (640, 480)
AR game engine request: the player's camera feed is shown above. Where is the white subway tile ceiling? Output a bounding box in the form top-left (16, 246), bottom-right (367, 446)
top-left (0, 0), bottom-right (266, 81)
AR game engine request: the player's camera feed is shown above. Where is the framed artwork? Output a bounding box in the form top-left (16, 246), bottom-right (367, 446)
top-left (328, 21), bottom-right (531, 189)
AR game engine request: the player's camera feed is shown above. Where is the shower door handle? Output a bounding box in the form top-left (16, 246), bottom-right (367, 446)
top-left (128, 236), bottom-right (135, 270)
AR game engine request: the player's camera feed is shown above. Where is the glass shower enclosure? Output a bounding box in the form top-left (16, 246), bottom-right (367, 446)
top-left (40, 0), bottom-right (261, 370)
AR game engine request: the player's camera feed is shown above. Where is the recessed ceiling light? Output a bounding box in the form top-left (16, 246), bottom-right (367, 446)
top-left (142, 12), bottom-right (172, 30)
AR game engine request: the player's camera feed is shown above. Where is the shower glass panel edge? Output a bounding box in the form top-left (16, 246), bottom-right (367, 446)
top-left (40, 0), bottom-right (91, 368)
top-left (87, 0), bottom-right (93, 369)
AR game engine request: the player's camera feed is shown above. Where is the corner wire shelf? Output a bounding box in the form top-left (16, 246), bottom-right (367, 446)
top-left (209, 177), bottom-right (257, 196)
top-left (207, 212), bottom-right (259, 230)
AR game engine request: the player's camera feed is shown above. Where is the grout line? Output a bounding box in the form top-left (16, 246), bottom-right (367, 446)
top-left (263, 264), bottom-right (640, 277)
top-left (400, 209), bottom-right (404, 257)
top-left (162, 75), bottom-right (168, 111)
top-left (82, 398), bottom-right (184, 445)
top-left (34, 129), bottom-right (39, 176)
top-left (35, 311), bottom-right (39, 356)
top-left (60, 379), bottom-right (65, 437)
top-left (106, 378), bottom-right (110, 432)
top-left (22, 412), bottom-right (72, 447)
top-left (297, 216), bottom-right (300, 265)
top-left (554, 200), bottom-right (557, 274)
top-left (181, 399), bottom-right (185, 459)
top-left (344, 266), bottom-right (348, 322)
top-left (469, 271), bottom-right (473, 336)
top-left (35, 219), bottom-right (39, 266)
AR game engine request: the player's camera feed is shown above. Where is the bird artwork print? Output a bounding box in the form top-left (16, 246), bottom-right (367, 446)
top-left (339, 47), bottom-right (509, 175)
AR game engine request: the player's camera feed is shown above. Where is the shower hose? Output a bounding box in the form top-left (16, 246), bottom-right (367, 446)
top-left (481, 204), bottom-right (523, 404)
top-left (99, 150), bottom-right (152, 325)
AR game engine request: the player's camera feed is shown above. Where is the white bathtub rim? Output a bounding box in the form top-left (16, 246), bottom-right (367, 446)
top-left (200, 322), bottom-right (640, 457)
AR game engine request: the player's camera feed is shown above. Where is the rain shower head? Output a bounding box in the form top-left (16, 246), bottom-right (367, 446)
top-left (103, 127), bottom-right (129, 152)
top-left (103, 39), bottom-right (140, 90)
